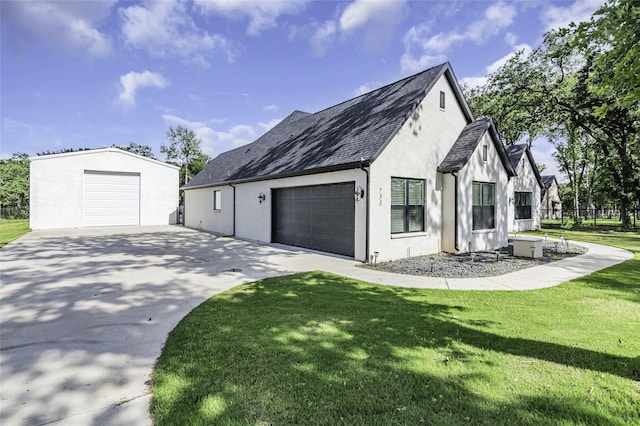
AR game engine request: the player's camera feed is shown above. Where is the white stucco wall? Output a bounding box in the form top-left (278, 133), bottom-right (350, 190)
top-left (30, 148), bottom-right (179, 229)
top-left (541, 179), bottom-right (562, 219)
top-left (507, 153), bottom-right (541, 232)
top-left (457, 132), bottom-right (510, 253)
top-left (184, 169), bottom-right (368, 261)
top-left (368, 74), bottom-right (469, 261)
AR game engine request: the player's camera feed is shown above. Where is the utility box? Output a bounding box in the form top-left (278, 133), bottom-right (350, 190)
top-left (510, 236), bottom-right (543, 258)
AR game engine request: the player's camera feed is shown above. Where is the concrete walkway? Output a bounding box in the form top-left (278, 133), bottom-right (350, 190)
top-left (325, 239), bottom-right (634, 291)
top-left (0, 226), bottom-right (633, 425)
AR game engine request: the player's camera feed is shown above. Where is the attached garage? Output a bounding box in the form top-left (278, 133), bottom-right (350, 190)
top-left (30, 148), bottom-right (179, 230)
top-left (272, 182), bottom-right (355, 257)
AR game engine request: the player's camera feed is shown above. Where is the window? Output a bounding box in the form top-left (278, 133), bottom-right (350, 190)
top-left (514, 191), bottom-right (532, 219)
top-left (472, 182), bottom-right (495, 230)
top-left (213, 190), bottom-right (222, 210)
top-left (439, 91), bottom-right (445, 109)
top-left (482, 145), bottom-right (488, 162)
top-left (391, 178), bottom-right (425, 234)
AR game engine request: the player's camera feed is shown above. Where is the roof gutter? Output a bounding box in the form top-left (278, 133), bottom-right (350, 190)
top-left (452, 171), bottom-right (459, 252)
top-left (228, 183), bottom-right (236, 237)
top-left (181, 161), bottom-right (367, 191)
top-left (360, 159), bottom-right (370, 263)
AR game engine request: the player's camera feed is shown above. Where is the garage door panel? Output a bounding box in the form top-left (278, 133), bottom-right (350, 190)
top-left (83, 171), bottom-right (140, 227)
top-left (273, 182), bottom-right (355, 257)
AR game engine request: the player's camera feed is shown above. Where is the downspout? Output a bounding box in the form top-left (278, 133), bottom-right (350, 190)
top-left (228, 183), bottom-right (236, 237)
top-left (360, 160), bottom-right (370, 263)
top-left (452, 171), bottom-right (459, 252)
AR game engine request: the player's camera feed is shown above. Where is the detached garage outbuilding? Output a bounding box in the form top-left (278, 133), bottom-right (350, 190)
top-left (30, 148), bottom-right (179, 230)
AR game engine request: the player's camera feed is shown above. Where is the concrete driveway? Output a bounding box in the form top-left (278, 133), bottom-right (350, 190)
top-left (0, 225), bottom-right (350, 425)
top-left (1, 226), bottom-right (631, 425)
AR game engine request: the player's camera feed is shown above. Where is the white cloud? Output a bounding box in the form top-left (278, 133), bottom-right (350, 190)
top-left (1, 1), bottom-right (114, 57)
top-left (355, 84), bottom-right (373, 96)
top-left (486, 43), bottom-right (532, 74)
top-left (459, 76), bottom-right (488, 89)
top-left (310, 20), bottom-right (337, 57)
top-left (263, 104), bottom-right (280, 112)
top-left (504, 32), bottom-right (519, 47)
top-left (161, 114), bottom-right (283, 156)
top-left (339, 0), bottom-right (405, 32)
top-left (401, 1), bottom-right (517, 73)
top-left (459, 42), bottom-right (532, 89)
top-left (118, 71), bottom-right (169, 108)
top-left (194, 0), bottom-right (309, 36)
top-left (119, 0), bottom-right (233, 65)
top-left (542, 0), bottom-right (604, 31)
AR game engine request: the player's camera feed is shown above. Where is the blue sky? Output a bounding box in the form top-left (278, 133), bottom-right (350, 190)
top-left (1, 0), bottom-right (604, 177)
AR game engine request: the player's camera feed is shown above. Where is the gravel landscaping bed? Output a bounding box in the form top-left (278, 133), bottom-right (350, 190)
top-left (363, 241), bottom-right (588, 278)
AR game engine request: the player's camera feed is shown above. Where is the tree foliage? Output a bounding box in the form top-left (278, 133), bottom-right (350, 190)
top-left (112, 142), bottom-right (156, 159)
top-left (575, 0), bottom-right (640, 115)
top-left (0, 153), bottom-right (30, 212)
top-left (465, 0), bottom-right (639, 228)
top-left (37, 147), bottom-right (91, 156)
top-left (161, 126), bottom-right (211, 189)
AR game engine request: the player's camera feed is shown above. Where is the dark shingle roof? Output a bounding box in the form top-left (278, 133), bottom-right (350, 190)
top-left (438, 118), bottom-right (492, 172)
top-left (185, 63), bottom-right (459, 188)
top-left (541, 175), bottom-right (555, 189)
top-left (506, 144), bottom-right (527, 170)
top-left (505, 144), bottom-right (544, 188)
top-left (438, 117), bottom-right (516, 176)
top-left (541, 175), bottom-right (556, 199)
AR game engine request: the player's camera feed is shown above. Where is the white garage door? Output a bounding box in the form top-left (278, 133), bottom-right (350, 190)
top-left (83, 171), bottom-right (140, 226)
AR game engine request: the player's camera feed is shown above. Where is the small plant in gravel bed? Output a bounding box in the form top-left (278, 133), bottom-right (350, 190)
top-left (363, 243), bottom-right (588, 278)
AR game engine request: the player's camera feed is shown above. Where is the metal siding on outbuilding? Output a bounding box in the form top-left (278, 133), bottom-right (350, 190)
top-left (83, 171), bottom-right (140, 226)
top-left (272, 182), bottom-right (355, 257)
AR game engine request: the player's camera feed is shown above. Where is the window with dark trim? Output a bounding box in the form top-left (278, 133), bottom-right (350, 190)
top-left (391, 178), bottom-right (425, 234)
top-left (482, 145), bottom-right (488, 162)
top-left (514, 191), bottom-right (532, 219)
top-left (213, 190), bottom-right (222, 211)
top-left (439, 91), bottom-right (445, 109)
top-left (472, 182), bottom-right (495, 230)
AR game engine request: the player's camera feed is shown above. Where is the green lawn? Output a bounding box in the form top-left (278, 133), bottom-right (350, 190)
top-left (0, 219), bottom-right (30, 247)
top-left (151, 230), bottom-right (640, 425)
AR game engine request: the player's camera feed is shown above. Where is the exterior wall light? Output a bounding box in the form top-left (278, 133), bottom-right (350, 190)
top-left (354, 186), bottom-right (365, 201)
top-left (258, 193), bottom-right (266, 203)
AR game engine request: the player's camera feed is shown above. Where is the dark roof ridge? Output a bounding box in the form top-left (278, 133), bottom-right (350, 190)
top-left (505, 144), bottom-right (544, 188)
top-left (438, 117), bottom-right (516, 177)
top-left (184, 62), bottom-right (461, 189)
top-left (309, 62), bottom-right (449, 117)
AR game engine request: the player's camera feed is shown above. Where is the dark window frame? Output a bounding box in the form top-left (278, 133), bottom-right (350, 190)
top-left (213, 190), bottom-right (222, 211)
top-left (439, 91), bottom-right (446, 109)
top-left (391, 177), bottom-right (425, 234)
top-left (514, 191), bottom-right (532, 220)
top-left (472, 181), bottom-right (495, 230)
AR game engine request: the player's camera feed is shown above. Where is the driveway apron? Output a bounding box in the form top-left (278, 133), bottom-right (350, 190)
top-left (0, 226), bottom-right (336, 425)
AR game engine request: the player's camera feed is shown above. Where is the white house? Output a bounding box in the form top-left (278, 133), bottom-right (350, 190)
top-left (505, 144), bottom-right (544, 232)
top-left (541, 175), bottom-right (563, 220)
top-left (30, 148), bottom-right (179, 230)
top-left (183, 62), bottom-right (518, 262)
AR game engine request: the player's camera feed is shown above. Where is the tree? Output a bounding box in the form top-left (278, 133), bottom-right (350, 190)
top-left (0, 153), bottom-right (30, 216)
top-left (37, 147), bottom-right (91, 156)
top-left (112, 142), bottom-right (156, 159)
top-left (575, 0), bottom-right (640, 116)
top-left (161, 126), bottom-right (210, 188)
top-left (465, 1), bottom-right (639, 228)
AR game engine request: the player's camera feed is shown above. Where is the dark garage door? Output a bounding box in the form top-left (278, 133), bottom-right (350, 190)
top-left (273, 182), bottom-right (355, 257)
